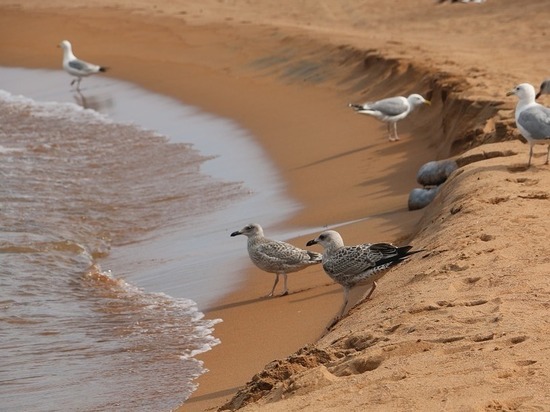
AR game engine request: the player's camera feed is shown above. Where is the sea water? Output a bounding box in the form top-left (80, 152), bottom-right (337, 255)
top-left (0, 68), bottom-right (299, 411)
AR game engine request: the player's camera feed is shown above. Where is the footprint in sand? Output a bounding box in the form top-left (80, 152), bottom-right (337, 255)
top-left (329, 354), bottom-right (384, 377)
top-left (507, 177), bottom-right (539, 186)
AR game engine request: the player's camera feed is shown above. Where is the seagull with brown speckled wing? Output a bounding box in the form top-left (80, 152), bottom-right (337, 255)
top-left (231, 223), bottom-right (322, 297)
top-left (307, 230), bottom-right (420, 328)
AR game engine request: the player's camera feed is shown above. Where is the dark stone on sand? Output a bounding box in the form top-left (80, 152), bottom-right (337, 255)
top-left (408, 187), bottom-right (440, 211)
top-left (416, 159), bottom-right (458, 187)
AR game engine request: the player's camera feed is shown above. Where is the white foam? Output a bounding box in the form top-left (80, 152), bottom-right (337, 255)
top-left (0, 144), bottom-right (25, 154)
top-left (0, 88), bottom-right (111, 124)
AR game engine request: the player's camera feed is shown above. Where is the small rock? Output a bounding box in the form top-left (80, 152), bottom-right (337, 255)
top-left (417, 159), bottom-right (458, 186)
top-left (408, 187), bottom-right (440, 210)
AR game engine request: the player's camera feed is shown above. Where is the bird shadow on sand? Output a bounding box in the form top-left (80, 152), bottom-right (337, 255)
top-left (203, 282), bottom-right (338, 313)
top-left (288, 283), bottom-right (341, 304)
top-left (294, 142), bottom-right (381, 170)
top-left (203, 295), bottom-right (271, 312)
top-left (183, 386), bottom-right (243, 405)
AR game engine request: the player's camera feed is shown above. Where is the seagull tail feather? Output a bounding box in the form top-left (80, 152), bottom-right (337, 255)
top-left (372, 245), bottom-right (423, 268)
top-left (306, 250), bottom-right (323, 263)
top-left (348, 103), bottom-right (364, 111)
top-left (396, 246), bottom-right (425, 260)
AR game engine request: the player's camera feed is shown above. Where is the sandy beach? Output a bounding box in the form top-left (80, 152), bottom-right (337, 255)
top-left (2, 0), bottom-right (550, 411)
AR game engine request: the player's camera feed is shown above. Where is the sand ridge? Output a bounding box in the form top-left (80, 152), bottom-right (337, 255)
top-left (227, 141), bottom-right (550, 411)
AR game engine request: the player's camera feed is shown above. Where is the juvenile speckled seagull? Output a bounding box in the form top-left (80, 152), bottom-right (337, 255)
top-left (307, 230), bottom-right (419, 327)
top-left (506, 83), bottom-right (550, 167)
top-left (349, 93), bottom-right (430, 141)
top-left (231, 223), bottom-right (322, 297)
top-left (58, 40), bottom-right (107, 90)
top-left (536, 79), bottom-right (550, 99)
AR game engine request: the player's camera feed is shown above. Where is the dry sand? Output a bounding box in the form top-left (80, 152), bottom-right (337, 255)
top-left (1, 1), bottom-right (549, 411)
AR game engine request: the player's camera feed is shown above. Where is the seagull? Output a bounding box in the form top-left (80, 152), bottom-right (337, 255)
top-left (349, 93), bottom-right (430, 141)
top-left (506, 83), bottom-right (550, 167)
top-left (58, 40), bottom-right (107, 90)
top-left (536, 79), bottom-right (550, 99)
top-left (306, 230), bottom-right (419, 327)
top-left (230, 223), bottom-right (322, 297)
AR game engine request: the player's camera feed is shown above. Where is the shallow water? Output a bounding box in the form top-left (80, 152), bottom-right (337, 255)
top-left (0, 68), bottom-right (300, 411)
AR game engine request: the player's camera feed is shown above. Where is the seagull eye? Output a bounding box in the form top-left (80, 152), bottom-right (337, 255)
top-left (319, 234), bottom-right (326, 240)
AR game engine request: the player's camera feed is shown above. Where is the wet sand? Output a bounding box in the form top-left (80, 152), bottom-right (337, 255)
top-left (2, 1), bottom-right (550, 411)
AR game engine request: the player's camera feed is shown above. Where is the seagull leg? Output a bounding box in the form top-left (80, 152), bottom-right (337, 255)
top-left (76, 78), bottom-right (82, 92)
top-left (528, 144), bottom-right (533, 168)
top-left (392, 123), bottom-right (399, 141)
top-left (338, 286), bottom-right (350, 318)
top-left (361, 281), bottom-right (378, 301)
top-left (279, 273), bottom-right (289, 296)
top-left (388, 123), bottom-right (399, 141)
top-left (345, 281), bottom-right (379, 315)
top-left (327, 287), bottom-right (350, 330)
top-left (546, 144), bottom-right (550, 165)
top-left (267, 273), bottom-right (280, 297)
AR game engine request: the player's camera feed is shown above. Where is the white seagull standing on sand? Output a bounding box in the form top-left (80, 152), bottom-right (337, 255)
top-left (349, 93), bottom-right (430, 141)
top-left (230, 223), bottom-right (322, 297)
top-left (306, 230), bottom-right (419, 327)
top-left (536, 79), bottom-right (550, 99)
top-left (506, 83), bottom-right (550, 167)
top-left (58, 40), bottom-right (107, 90)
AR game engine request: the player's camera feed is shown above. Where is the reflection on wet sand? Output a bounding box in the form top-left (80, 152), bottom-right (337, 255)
top-left (73, 89), bottom-right (114, 111)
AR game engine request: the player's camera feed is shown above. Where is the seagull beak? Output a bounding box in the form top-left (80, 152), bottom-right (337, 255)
top-left (424, 100), bottom-right (431, 106)
top-left (505, 90), bottom-right (515, 97)
top-left (230, 230), bottom-right (242, 237)
top-left (306, 239), bottom-right (317, 247)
